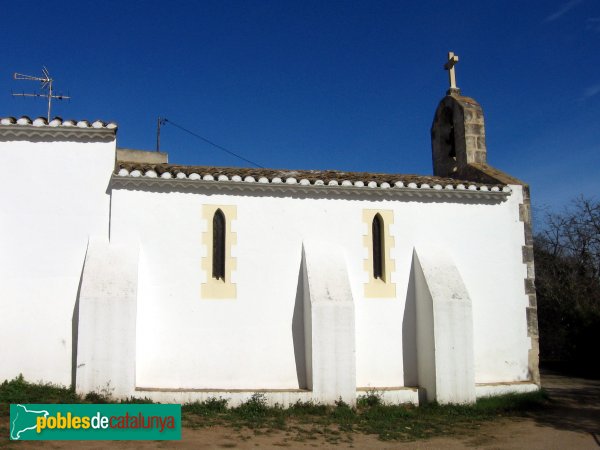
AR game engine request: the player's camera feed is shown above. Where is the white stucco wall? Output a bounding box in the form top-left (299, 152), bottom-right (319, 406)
top-left (108, 181), bottom-right (530, 393)
top-left (0, 126), bottom-right (534, 403)
top-left (76, 237), bottom-right (139, 397)
top-left (0, 134), bottom-right (115, 385)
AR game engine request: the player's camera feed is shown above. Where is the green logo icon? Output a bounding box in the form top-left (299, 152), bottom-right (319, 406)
top-left (10, 404), bottom-right (181, 440)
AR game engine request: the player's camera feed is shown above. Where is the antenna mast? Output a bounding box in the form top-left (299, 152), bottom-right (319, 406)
top-left (12, 67), bottom-right (70, 121)
top-left (156, 117), bottom-right (166, 152)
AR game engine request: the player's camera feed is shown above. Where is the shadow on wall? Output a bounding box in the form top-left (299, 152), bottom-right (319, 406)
top-left (292, 257), bottom-right (307, 390)
top-left (71, 251), bottom-right (87, 390)
top-left (402, 260), bottom-right (418, 387)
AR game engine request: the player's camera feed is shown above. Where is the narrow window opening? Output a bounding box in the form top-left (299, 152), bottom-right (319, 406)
top-left (443, 107), bottom-right (457, 160)
top-left (372, 214), bottom-right (385, 280)
top-left (212, 209), bottom-right (226, 281)
top-left (447, 124), bottom-right (456, 159)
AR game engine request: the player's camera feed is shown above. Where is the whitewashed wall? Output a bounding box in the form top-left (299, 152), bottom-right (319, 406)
top-left (0, 127), bottom-right (534, 404)
top-left (0, 136), bottom-right (115, 386)
top-left (109, 182), bottom-right (530, 392)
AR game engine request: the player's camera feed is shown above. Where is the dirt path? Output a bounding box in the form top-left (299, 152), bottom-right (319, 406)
top-left (3, 370), bottom-right (599, 449)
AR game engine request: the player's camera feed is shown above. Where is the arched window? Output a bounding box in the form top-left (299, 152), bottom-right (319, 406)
top-left (372, 214), bottom-right (385, 280)
top-left (212, 209), bottom-right (226, 281)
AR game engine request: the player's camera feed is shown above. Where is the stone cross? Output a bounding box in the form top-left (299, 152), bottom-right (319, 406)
top-left (444, 52), bottom-right (460, 93)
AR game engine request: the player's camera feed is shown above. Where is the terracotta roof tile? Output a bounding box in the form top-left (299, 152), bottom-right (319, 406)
top-left (116, 162), bottom-right (508, 192)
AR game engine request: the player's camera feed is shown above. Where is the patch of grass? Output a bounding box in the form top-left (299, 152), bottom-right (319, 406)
top-left (357, 389), bottom-right (383, 408)
top-left (1, 376), bottom-right (549, 443)
top-left (354, 391), bottom-right (549, 441)
top-left (83, 391), bottom-right (110, 404)
top-left (332, 398), bottom-right (355, 431)
top-left (181, 390), bottom-right (548, 442)
top-left (234, 394), bottom-right (269, 419)
top-left (289, 400), bottom-right (328, 416)
top-left (119, 396), bottom-right (155, 404)
top-left (0, 374), bottom-right (79, 415)
top-left (230, 394), bottom-right (288, 431)
top-left (0, 375), bottom-right (158, 418)
top-left (473, 390), bottom-right (548, 413)
top-left (183, 397), bottom-right (228, 416)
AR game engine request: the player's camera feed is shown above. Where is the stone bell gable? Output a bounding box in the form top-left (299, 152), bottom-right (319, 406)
top-left (431, 93), bottom-right (487, 178)
top-left (431, 92), bottom-right (523, 187)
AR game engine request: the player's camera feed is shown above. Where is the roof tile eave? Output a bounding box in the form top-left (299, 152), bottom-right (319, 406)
top-left (0, 116), bottom-right (117, 130)
top-left (115, 161), bottom-right (508, 192)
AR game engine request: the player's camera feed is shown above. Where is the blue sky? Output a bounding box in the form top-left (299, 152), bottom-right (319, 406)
top-left (1, 0), bottom-right (598, 220)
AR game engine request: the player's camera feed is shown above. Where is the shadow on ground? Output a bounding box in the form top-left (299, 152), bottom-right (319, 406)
top-left (529, 369), bottom-right (600, 444)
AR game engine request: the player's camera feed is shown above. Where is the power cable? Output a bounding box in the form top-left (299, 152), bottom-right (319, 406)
top-left (162, 118), bottom-right (264, 168)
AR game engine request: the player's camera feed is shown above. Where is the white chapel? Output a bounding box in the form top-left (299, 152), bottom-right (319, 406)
top-left (0, 57), bottom-right (540, 405)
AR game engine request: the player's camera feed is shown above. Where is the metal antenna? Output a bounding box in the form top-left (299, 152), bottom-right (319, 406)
top-left (12, 67), bottom-right (71, 121)
top-left (156, 117), bottom-right (166, 152)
